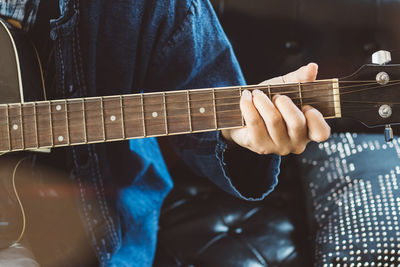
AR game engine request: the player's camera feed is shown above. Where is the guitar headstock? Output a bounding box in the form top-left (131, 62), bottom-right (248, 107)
top-left (339, 51), bottom-right (400, 141)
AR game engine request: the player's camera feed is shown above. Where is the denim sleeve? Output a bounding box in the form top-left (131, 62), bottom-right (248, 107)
top-left (146, 0), bottom-right (280, 200)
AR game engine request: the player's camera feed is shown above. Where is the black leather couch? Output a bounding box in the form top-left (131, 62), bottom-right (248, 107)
top-left (154, 0), bottom-right (400, 266)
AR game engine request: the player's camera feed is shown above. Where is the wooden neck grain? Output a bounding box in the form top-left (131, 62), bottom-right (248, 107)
top-left (0, 79), bottom-right (340, 152)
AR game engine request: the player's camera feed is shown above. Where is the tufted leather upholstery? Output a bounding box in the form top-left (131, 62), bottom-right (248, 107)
top-left (154, 0), bottom-right (400, 266)
top-left (154, 156), bottom-right (308, 267)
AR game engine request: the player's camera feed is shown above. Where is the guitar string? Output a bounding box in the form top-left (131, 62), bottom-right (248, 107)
top-left (29, 80), bottom-right (400, 109)
top-left (7, 100), bottom-right (399, 122)
top-left (0, 92), bottom-right (398, 134)
top-left (29, 79), bottom-right (391, 108)
top-left (1, 79), bottom-right (397, 122)
top-left (1, 98), bottom-right (398, 139)
top-left (1, 104), bottom-right (395, 149)
top-left (2, 95), bottom-right (380, 119)
top-left (1, 96), bottom-right (399, 132)
top-left (0, 99), bottom-right (378, 126)
top-left (2, 99), bottom-right (399, 144)
top-left (0, 80), bottom-right (399, 135)
top-left (92, 80), bottom-right (392, 107)
top-left (0, 81), bottom-right (358, 117)
top-left (0, 79), bottom-right (385, 113)
top-left (0, 101), bottom-right (379, 125)
top-left (1, 79), bottom-right (400, 148)
top-left (12, 78), bottom-right (387, 115)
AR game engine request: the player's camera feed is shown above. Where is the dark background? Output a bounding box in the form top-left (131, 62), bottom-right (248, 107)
top-left (154, 1), bottom-right (400, 266)
top-left (211, 0), bottom-right (400, 83)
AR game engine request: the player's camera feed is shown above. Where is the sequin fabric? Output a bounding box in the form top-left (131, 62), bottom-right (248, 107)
top-left (300, 133), bottom-right (400, 266)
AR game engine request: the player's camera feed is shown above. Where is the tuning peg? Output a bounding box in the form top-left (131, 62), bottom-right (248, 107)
top-left (372, 50), bottom-right (392, 65)
top-left (384, 125), bottom-right (394, 142)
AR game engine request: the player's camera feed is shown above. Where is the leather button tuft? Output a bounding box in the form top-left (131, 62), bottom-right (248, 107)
top-left (230, 227), bottom-right (243, 235)
top-left (363, 42), bottom-right (379, 55)
top-left (285, 40), bottom-right (302, 54)
top-left (187, 187), bottom-right (198, 196)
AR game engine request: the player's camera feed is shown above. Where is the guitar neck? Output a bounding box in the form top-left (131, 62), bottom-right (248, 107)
top-left (0, 79), bottom-right (340, 152)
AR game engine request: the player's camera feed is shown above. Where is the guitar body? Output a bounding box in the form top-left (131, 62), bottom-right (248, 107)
top-left (0, 19), bottom-right (45, 249)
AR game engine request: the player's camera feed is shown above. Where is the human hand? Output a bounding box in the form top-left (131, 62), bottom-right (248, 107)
top-left (221, 63), bottom-right (331, 156)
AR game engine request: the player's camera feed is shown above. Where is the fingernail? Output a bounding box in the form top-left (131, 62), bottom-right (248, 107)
top-left (242, 90), bottom-right (252, 101)
top-left (252, 89), bottom-right (263, 96)
top-left (272, 94), bottom-right (280, 101)
top-left (302, 105), bottom-right (314, 112)
top-left (307, 62), bottom-right (318, 71)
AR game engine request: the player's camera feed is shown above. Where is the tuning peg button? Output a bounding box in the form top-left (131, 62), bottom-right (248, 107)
top-left (384, 125), bottom-right (394, 142)
top-left (372, 50), bottom-right (392, 65)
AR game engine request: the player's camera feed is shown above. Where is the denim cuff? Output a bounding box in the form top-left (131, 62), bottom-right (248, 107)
top-left (215, 131), bottom-right (281, 201)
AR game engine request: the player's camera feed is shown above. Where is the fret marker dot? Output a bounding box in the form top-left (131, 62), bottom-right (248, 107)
top-left (12, 124), bottom-right (18, 130)
top-left (58, 136), bottom-right (64, 142)
top-left (152, 112), bottom-right (158, 118)
top-left (56, 105), bottom-right (62, 111)
top-left (199, 107), bottom-right (206, 114)
top-left (110, 115), bottom-right (116, 122)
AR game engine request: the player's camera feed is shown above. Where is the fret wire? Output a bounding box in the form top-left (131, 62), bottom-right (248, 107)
top-left (16, 80), bottom-right (338, 105)
top-left (33, 102), bottom-right (39, 148)
top-left (8, 82), bottom-right (340, 119)
top-left (0, 80), bottom-right (343, 152)
top-left (30, 88), bottom-right (292, 110)
top-left (17, 95), bottom-right (321, 117)
top-left (100, 97), bottom-right (106, 141)
top-left (298, 82), bottom-right (303, 109)
top-left (82, 99), bottom-right (88, 144)
top-left (65, 100), bottom-right (71, 144)
top-left (6, 104), bottom-right (11, 151)
top-left (3, 80), bottom-right (340, 128)
top-left (48, 101), bottom-right (54, 147)
top-left (140, 94), bottom-right (146, 137)
top-left (162, 92), bottom-right (168, 135)
top-left (239, 87), bottom-right (245, 127)
top-left (19, 104), bottom-right (25, 149)
top-left (0, 118), bottom-right (336, 153)
top-left (212, 88), bottom-right (218, 129)
top-left (268, 84), bottom-right (272, 99)
top-left (186, 90), bottom-right (193, 132)
top-left (5, 97), bottom-right (340, 127)
top-left (7, 103), bottom-right (329, 127)
top-left (119, 95), bottom-right (126, 139)
top-left (23, 92), bottom-right (329, 117)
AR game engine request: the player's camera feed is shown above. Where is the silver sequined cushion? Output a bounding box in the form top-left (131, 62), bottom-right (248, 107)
top-left (299, 133), bottom-right (400, 266)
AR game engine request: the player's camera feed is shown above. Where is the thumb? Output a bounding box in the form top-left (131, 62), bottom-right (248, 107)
top-left (228, 127), bottom-right (250, 148)
top-left (282, 63), bottom-right (318, 83)
top-left (260, 63), bottom-right (318, 85)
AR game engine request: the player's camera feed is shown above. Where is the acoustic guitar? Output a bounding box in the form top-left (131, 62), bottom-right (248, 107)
top-left (1, 18), bottom-right (400, 249)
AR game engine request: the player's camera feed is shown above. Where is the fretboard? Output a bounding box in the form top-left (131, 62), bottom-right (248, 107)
top-left (0, 79), bottom-right (340, 152)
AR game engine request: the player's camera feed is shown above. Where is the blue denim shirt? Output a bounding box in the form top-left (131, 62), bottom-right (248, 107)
top-left (48, 0), bottom-right (281, 266)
